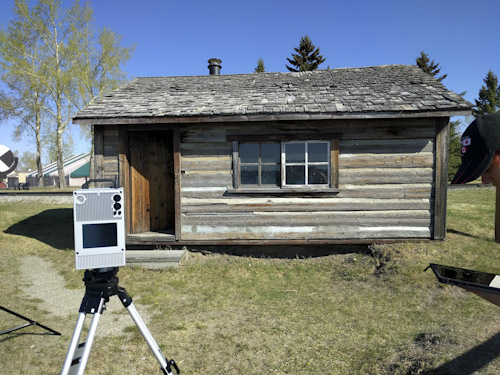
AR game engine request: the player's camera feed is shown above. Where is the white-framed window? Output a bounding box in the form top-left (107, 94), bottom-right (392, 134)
top-left (232, 136), bottom-right (338, 190)
top-left (282, 141), bottom-right (330, 186)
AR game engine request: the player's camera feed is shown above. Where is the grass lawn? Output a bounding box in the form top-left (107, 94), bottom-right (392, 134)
top-left (1, 189), bottom-right (500, 374)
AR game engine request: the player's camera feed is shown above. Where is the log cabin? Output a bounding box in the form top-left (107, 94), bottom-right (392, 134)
top-left (72, 63), bottom-right (473, 246)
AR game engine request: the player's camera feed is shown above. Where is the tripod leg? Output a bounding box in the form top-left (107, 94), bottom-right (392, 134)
top-left (118, 288), bottom-right (179, 374)
top-left (60, 297), bottom-right (106, 375)
top-left (75, 297), bottom-right (105, 375)
top-left (61, 312), bottom-right (86, 375)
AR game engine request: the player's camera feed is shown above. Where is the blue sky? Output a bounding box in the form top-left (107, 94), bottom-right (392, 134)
top-left (1, 0), bottom-right (499, 162)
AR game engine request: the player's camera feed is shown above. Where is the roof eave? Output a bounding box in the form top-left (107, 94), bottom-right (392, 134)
top-left (73, 109), bottom-right (473, 126)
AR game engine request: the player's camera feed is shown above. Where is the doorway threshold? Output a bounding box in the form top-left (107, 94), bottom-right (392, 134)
top-left (126, 230), bottom-right (176, 245)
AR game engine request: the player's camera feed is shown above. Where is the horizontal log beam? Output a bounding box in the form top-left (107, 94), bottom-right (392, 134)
top-left (182, 215), bottom-right (430, 227)
top-left (181, 199), bottom-right (431, 213)
top-left (180, 225), bottom-right (430, 240)
top-left (126, 237), bottom-right (431, 246)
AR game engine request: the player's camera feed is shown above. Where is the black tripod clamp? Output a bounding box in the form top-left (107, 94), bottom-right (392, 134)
top-left (165, 359), bottom-right (180, 375)
top-left (80, 268), bottom-right (121, 314)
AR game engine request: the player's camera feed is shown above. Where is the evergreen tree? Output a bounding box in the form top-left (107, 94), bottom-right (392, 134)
top-left (475, 70), bottom-right (500, 115)
top-left (286, 35), bottom-right (326, 72)
top-left (415, 51), bottom-right (447, 82)
top-left (254, 58), bottom-right (265, 73)
top-left (415, 51), bottom-right (467, 180)
top-left (448, 119), bottom-right (463, 181)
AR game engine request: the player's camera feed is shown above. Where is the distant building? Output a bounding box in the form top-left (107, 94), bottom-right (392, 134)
top-left (26, 153), bottom-right (90, 187)
top-left (6, 170), bottom-right (30, 189)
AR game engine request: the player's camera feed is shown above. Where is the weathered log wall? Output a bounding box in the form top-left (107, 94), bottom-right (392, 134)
top-left (178, 119), bottom-right (440, 242)
top-left (94, 125), bottom-right (120, 182)
top-left (94, 118), bottom-right (446, 243)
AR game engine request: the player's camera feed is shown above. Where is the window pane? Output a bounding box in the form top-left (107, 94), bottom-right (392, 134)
top-left (261, 143), bottom-right (280, 163)
top-left (308, 142), bottom-right (329, 163)
top-left (240, 143), bottom-right (259, 163)
top-left (261, 165), bottom-right (280, 185)
top-left (285, 143), bottom-right (305, 163)
top-left (308, 165), bottom-right (329, 184)
top-left (241, 165), bottom-right (258, 185)
top-left (286, 165), bottom-right (305, 185)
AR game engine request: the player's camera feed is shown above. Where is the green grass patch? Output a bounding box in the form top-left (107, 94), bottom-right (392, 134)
top-left (1, 190), bottom-right (500, 374)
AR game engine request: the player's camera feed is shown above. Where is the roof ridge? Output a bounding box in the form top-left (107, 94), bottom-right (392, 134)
top-left (131, 64), bottom-right (419, 80)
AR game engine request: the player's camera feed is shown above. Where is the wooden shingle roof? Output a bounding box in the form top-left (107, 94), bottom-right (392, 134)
top-left (73, 65), bottom-right (472, 125)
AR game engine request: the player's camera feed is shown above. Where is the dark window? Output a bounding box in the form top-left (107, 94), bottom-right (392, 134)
top-left (283, 141), bottom-right (329, 186)
top-left (239, 143), bottom-right (280, 186)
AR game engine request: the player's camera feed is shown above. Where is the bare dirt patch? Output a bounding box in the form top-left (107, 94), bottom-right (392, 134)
top-left (19, 256), bottom-right (151, 337)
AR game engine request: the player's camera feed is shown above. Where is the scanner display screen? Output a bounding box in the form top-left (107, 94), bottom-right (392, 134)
top-left (82, 223), bottom-right (118, 249)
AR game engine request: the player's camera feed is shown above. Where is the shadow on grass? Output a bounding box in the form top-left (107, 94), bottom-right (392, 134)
top-left (423, 332), bottom-right (500, 375)
top-left (4, 208), bottom-right (73, 250)
top-left (447, 228), bottom-right (497, 243)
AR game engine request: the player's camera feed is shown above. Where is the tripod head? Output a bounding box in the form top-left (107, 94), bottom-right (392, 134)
top-left (79, 268), bottom-right (123, 314)
top-left (83, 268), bottom-right (120, 300)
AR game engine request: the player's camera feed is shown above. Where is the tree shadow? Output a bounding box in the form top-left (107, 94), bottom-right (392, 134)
top-left (447, 228), bottom-right (496, 243)
top-left (4, 208), bottom-right (74, 250)
top-left (423, 332), bottom-right (500, 375)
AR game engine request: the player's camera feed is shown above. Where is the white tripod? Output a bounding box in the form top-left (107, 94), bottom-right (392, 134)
top-left (61, 268), bottom-right (179, 375)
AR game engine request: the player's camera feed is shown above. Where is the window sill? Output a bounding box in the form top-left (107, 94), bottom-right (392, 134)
top-left (225, 188), bottom-right (340, 196)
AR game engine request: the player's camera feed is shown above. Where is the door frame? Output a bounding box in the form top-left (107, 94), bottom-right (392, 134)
top-left (119, 127), bottom-right (181, 240)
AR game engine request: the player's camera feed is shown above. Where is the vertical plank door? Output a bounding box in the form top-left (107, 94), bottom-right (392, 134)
top-left (128, 131), bottom-right (174, 234)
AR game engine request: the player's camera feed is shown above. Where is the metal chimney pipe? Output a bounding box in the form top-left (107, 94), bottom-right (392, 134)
top-left (208, 58), bottom-right (222, 75)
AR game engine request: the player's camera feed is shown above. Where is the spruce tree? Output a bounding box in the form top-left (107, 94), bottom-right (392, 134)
top-left (286, 35), bottom-right (326, 72)
top-left (254, 58), bottom-right (265, 73)
top-left (415, 51), bottom-right (466, 180)
top-left (415, 51), bottom-right (447, 82)
top-left (475, 70), bottom-right (500, 115)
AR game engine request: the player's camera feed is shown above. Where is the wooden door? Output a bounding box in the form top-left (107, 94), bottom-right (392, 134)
top-left (129, 131), bottom-right (174, 234)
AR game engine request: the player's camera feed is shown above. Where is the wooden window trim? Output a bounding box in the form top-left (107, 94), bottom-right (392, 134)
top-left (225, 187), bottom-right (340, 196)
top-left (230, 134), bottom-right (341, 193)
top-left (227, 133), bottom-right (342, 142)
top-left (331, 138), bottom-right (339, 188)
